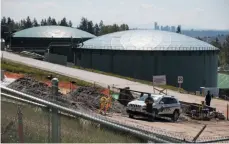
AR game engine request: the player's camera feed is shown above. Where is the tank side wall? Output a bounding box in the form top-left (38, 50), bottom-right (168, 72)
top-left (76, 49), bottom-right (218, 92)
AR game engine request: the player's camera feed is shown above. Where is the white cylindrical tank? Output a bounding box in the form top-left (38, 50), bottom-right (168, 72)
top-left (1, 38), bottom-right (5, 51)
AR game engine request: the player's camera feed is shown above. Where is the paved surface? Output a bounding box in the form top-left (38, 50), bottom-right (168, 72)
top-left (2, 51), bottom-right (228, 115)
top-left (109, 114), bottom-right (229, 141)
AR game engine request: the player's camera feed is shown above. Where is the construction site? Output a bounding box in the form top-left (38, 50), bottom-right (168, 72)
top-left (1, 54), bottom-right (229, 143)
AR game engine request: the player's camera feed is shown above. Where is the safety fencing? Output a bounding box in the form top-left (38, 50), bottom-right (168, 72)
top-left (1, 86), bottom-right (178, 143)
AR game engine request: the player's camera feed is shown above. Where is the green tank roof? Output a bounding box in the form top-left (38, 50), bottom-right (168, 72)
top-left (13, 26), bottom-right (96, 38)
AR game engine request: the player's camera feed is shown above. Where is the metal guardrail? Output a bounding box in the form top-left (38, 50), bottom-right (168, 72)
top-left (1, 86), bottom-right (172, 143)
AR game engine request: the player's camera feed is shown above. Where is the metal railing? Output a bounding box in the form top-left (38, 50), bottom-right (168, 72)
top-left (1, 86), bottom-right (173, 143)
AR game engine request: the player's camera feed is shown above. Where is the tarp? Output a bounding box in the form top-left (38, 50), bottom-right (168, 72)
top-left (218, 73), bottom-right (229, 89)
top-left (101, 89), bottom-right (110, 96)
top-left (111, 93), bottom-right (119, 100)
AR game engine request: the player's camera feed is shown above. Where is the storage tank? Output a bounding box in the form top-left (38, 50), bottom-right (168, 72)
top-left (73, 30), bottom-right (219, 91)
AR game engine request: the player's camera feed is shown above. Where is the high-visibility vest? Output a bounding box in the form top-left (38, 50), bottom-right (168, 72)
top-left (100, 96), bottom-right (107, 104)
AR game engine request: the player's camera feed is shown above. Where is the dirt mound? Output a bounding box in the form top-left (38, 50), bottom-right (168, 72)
top-left (7, 76), bottom-right (53, 98)
top-left (7, 76), bottom-right (126, 114)
top-left (66, 87), bottom-right (126, 113)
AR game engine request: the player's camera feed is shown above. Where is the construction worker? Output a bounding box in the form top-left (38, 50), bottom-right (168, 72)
top-left (99, 94), bottom-right (107, 115)
top-left (105, 95), bottom-right (112, 112)
top-left (99, 94), bottom-right (112, 115)
top-left (145, 93), bottom-right (154, 120)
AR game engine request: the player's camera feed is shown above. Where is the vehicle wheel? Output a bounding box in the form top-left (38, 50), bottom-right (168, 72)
top-left (172, 110), bottom-right (180, 122)
top-left (129, 114), bottom-right (134, 119)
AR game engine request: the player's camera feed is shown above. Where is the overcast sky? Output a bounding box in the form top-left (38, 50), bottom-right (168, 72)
top-left (1, 0), bottom-right (229, 30)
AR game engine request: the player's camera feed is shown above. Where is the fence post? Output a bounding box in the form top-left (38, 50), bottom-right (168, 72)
top-left (17, 106), bottom-right (24, 143)
top-left (51, 78), bottom-right (61, 143)
top-left (51, 108), bottom-right (61, 143)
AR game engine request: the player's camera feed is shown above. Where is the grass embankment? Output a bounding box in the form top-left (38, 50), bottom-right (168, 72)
top-left (1, 59), bottom-right (92, 87)
top-left (1, 99), bottom-right (144, 143)
top-left (73, 65), bottom-right (186, 93)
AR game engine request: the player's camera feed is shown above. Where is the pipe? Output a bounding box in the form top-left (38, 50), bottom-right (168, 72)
top-left (0, 86), bottom-right (171, 143)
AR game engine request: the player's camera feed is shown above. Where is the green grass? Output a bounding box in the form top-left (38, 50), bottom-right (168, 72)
top-left (73, 65), bottom-right (186, 93)
top-left (1, 59), bottom-right (93, 87)
top-left (1, 99), bottom-right (144, 143)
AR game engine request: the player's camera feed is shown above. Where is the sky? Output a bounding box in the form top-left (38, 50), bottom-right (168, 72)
top-left (1, 0), bottom-right (229, 30)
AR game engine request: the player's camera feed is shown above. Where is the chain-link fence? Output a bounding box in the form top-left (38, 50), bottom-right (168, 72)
top-left (1, 98), bottom-right (50, 143)
top-left (1, 96), bottom-right (147, 143)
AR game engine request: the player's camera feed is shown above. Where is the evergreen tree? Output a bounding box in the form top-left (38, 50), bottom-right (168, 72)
top-left (94, 23), bottom-right (100, 36)
top-left (51, 18), bottom-right (57, 25)
top-left (78, 17), bottom-right (88, 31)
top-left (60, 17), bottom-right (68, 26)
top-left (43, 19), bottom-right (47, 25)
top-left (25, 16), bottom-right (33, 28)
top-left (87, 21), bottom-right (94, 34)
top-left (211, 38), bottom-right (221, 49)
top-left (33, 18), bottom-right (39, 27)
top-left (223, 36), bottom-right (229, 65)
top-left (1, 17), bottom-right (7, 25)
top-left (112, 24), bottom-right (119, 32)
top-left (120, 24), bottom-right (126, 31)
top-left (47, 16), bottom-right (52, 25)
top-left (98, 20), bottom-right (104, 35)
top-left (40, 19), bottom-right (45, 26)
top-left (68, 20), bottom-right (73, 27)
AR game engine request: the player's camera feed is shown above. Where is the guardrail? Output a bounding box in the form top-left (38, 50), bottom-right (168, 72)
top-left (1, 86), bottom-right (173, 143)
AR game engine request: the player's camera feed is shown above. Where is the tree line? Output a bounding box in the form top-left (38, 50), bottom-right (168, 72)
top-left (210, 36), bottom-right (229, 67)
top-left (1, 16), bottom-right (228, 66)
top-left (1, 16), bottom-right (129, 37)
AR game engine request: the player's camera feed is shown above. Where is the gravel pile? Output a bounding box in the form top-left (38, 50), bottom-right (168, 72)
top-left (66, 86), bottom-right (126, 113)
top-left (7, 77), bottom-right (53, 98)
